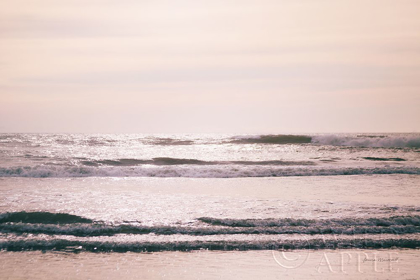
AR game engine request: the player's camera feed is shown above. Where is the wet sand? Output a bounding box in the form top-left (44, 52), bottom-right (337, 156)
top-left (1, 249), bottom-right (419, 280)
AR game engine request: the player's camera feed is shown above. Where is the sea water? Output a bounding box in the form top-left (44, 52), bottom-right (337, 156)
top-left (0, 133), bottom-right (419, 279)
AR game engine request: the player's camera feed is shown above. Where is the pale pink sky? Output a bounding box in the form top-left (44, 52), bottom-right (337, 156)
top-left (1, 0), bottom-right (419, 133)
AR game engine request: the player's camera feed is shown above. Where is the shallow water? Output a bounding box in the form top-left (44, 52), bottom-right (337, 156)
top-left (1, 175), bottom-right (419, 252)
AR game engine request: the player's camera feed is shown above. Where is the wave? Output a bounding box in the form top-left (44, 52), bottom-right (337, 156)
top-left (230, 134), bottom-right (420, 148)
top-left (2, 213), bottom-right (420, 237)
top-left (198, 216), bottom-right (420, 227)
top-left (1, 238), bottom-right (420, 252)
top-left (0, 212), bottom-right (93, 224)
top-left (0, 165), bottom-right (419, 178)
top-left (81, 159), bottom-right (149, 166)
top-left (231, 135), bottom-right (312, 144)
top-left (2, 222), bottom-right (420, 237)
top-left (312, 135), bottom-right (420, 148)
top-left (2, 134), bottom-right (420, 148)
top-left (2, 212), bottom-right (420, 252)
top-left (80, 158), bottom-right (315, 167)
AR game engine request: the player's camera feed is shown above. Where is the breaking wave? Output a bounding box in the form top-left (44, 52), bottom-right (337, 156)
top-left (198, 216), bottom-right (420, 228)
top-left (2, 222), bottom-right (420, 237)
top-left (1, 238), bottom-right (420, 252)
top-left (312, 135), bottom-right (420, 148)
top-left (230, 134), bottom-right (420, 148)
top-left (1, 165), bottom-right (419, 178)
top-left (2, 212), bottom-right (420, 252)
top-left (2, 213), bottom-right (420, 237)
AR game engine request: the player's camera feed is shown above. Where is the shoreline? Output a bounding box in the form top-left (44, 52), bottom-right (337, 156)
top-left (1, 249), bottom-right (419, 280)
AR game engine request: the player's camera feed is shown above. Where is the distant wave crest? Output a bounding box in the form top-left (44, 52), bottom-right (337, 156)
top-left (229, 134), bottom-right (420, 148)
top-left (231, 135), bottom-right (312, 144)
top-left (312, 135), bottom-right (420, 148)
top-left (1, 133), bottom-right (420, 148)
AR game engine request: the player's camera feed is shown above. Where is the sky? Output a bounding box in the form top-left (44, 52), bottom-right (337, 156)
top-left (1, 0), bottom-right (419, 133)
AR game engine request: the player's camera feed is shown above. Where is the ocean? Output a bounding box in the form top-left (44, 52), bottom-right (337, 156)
top-left (1, 133), bottom-right (420, 279)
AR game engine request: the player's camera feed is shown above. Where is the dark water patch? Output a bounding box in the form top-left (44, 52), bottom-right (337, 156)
top-left (22, 155), bottom-right (49, 159)
top-left (152, 158), bottom-right (208, 165)
top-left (81, 158), bottom-right (315, 167)
top-left (229, 160), bottom-right (315, 166)
top-left (81, 159), bottom-right (149, 167)
top-left (357, 135), bottom-right (386, 138)
top-left (84, 138), bottom-right (118, 146)
top-left (55, 139), bottom-right (76, 145)
top-left (81, 158), bottom-right (207, 166)
top-left (147, 138), bottom-right (194, 146)
top-left (231, 135), bottom-right (312, 144)
top-left (363, 157), bottom-right (406, 162)
top-left (151, 158), bottom-right (315, 166)
top-left (0, 212), bottom-right (93, 224)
